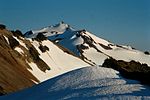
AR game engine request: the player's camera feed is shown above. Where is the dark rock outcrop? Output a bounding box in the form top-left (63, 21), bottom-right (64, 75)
top-left (24, 30), bottom-right (33, 36)
top-left (98, 43), bottom-right (112, 50)
top-left (29, 46), bottom-right (50, 72)
top-left (0, 24), bottom-right (6, 30)
top-left (39, 44), bottom-right (49, 53)
top-left (8, 36), bottom-right (20, 49)
top-left (35, 33), bottom-right (47, 42)
top-left (102, 57), bottom-right (150, 85)
top-left (11, 30), bottom-right (23, 38)
top-left (144, 51), bottom-right (150, 55)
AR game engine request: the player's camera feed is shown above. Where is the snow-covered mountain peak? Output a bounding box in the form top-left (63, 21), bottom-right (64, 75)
top-left (24, 22), bottom-right (71, 38)
top-left (25, 23), bottom-right (150, 66)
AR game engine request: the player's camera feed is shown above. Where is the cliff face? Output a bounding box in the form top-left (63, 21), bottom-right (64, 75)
top-left (0, 29), bottom-right (46, 94)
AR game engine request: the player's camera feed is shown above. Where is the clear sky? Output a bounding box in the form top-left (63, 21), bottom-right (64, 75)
top-left (0, 0), bottom-right (150, 51)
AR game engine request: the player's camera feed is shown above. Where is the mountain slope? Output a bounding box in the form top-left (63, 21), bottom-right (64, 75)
top-left (0, 26), bottom-right (88, 94)
top-left (0, 29), bottom-right (39, 94)
top-left (1, 66), bottom-right (150, 100)
top-left (0, 22), bottom-right (150, 96)
top-left (25, 22), bottom-right (150, 66)
top-left (28, 40), bottom-right (89, 81)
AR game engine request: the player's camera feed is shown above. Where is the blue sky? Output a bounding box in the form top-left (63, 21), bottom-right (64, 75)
top-left (0, 0), bottom-right (150, 51)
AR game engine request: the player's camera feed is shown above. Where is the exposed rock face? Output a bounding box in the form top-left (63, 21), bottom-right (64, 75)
top-left (8, 36), bottom-right (20, 49)
top-left (24, 30), bottom-right (33, 37)
top-left (98, 43), bottom-right (112, 50)
top-left (11, 30), bottom-right (24, 38)
top-left (102, 57), bottom-right (150, 85)
top-left (29, 46), bottom-right (50, 72)
top-left (144, 51), bottom-right (150, 55)
top-left (39, 44), bottom-right (49, 53)
top-left (0, 28), bottom-right (50, 94)
top-left (0, 24), bottom-right (6, 30)
top-left (35, 33), bottom-right (47, 42)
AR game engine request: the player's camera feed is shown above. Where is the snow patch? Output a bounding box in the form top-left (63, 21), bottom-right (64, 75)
top-left (14, 47), bottom-right (24, 54)
top-left (13, 36), bottom-right (28, 50)
top-left (27, 62), bottom-right (46, 81)
top-left (3, 35), bottom-right (9, 44)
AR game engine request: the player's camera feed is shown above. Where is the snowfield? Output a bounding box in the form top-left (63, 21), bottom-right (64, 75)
top-left (1, 66), bottom-right (150, 100)
top-left (27, 40), bottom-right (89, 82)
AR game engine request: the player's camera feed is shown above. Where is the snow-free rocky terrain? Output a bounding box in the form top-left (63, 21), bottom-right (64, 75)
top-left (0, 22), bottom-right (150, 99)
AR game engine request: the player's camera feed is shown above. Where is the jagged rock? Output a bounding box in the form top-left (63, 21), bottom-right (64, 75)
top-left (8, 36), bottom-right (20, 49)
top-left (29, 47), bottom-right (40, 61)
top-left (144, 51), bottom-right (150, 55)
top-left (35, 33), bottom-right (47, 41)
top-left (29, 46), bottom-right (50, 72)
top-left (102, 58), bottom-right (150, 85)
top-left (98, 43), bottom-right (112, 50)
top-left (11, 30), bottom-right (23, 38)
top-left (24, 30), bottom-right (33, 36)
top-left (0, 24), bottom-right (6, 30)
top-left (39, 44), bottom-right (49, 53)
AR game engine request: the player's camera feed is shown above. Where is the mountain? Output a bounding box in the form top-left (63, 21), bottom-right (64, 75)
top-left (0, 22), bottom-right (150, 99)
top-left (0, 24), bottom-right (88, 95)
top-left (1, 66), bottom-right (150, 100)
top-left (25, 22), bottom-right (150, 66)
